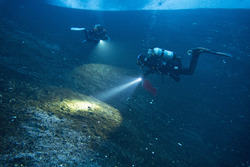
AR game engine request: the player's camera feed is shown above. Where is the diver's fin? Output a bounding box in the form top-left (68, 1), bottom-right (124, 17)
top-left (70, 27), bottom-right (86, 31)
top-left (197, 47), bottom-right (232, 57)
top-left (212, 51), bottom-right (232, 57)
top-left (190, 47), bottom-right (232, 58)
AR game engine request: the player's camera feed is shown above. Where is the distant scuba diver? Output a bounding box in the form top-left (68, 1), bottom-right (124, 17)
top-left (136, 47), bottom-right (232, 82)
top-left (71, 24), bottom-right (111, 43)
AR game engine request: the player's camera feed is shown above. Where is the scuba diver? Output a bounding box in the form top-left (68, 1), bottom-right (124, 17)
top-left (136, 47), bottom-right (232, 82)
top-left (71, 24), bottom-right (111, 43)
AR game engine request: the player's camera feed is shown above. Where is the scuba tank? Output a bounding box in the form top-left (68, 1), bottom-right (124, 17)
top-left (148, 47), bottom-right (174, 60)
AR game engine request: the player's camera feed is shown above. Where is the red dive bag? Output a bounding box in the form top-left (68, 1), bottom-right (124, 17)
top-left (142, 79), bottom-right (158, 96)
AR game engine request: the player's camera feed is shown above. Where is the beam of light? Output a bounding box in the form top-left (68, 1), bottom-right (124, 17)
top-left (96, 77), bottom-right (142, 100)
top-left (97, 39), bottom-right (105, 48)
top-left (90, 39), bottom-right (112, 57)
top-left (97, 39), bottom-right (107, 48)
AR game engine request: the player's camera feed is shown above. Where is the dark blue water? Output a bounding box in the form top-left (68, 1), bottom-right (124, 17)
top-left (0, 0), bottom-right (249, 166)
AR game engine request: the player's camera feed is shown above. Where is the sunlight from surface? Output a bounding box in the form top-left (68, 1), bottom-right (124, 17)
top-left (46, 0), bottom-right (250, 10)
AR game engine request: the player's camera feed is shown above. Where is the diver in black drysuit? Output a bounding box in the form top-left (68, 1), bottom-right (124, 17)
top-left (136, 47), bottom-right (232, 82)
top-left (83, 24), bottom-right (110, 43)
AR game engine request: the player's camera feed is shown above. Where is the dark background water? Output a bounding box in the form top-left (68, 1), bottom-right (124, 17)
top-left (0, 0), bottom-right (250, 166)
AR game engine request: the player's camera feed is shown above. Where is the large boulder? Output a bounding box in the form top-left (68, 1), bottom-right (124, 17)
top-left (38, 88), bottom-right (122, 138)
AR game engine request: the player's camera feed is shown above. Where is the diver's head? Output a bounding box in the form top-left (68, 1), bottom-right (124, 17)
top-left (94, 24), bottom-right (103, 32)
top-left (94, 24), bottom-right (101, 28)
top-left (136, 54), bottom-right (147, 67)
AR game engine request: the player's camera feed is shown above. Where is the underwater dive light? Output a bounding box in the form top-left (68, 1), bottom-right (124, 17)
top-left (137, 77), bottom-right (142, 82)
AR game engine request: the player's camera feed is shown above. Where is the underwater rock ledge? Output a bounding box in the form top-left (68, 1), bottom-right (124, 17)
top-left (37, 88), bottom-right (123, 138)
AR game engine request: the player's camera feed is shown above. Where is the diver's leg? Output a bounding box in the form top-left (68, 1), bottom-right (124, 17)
top-left (180, 48), bottom-right (207, 75)
top-left (180, 48), bottom-right (214, 75)
top-left (179, 54), bottom-right (199, 75)
top-left (180, 47), bottom-right (231, 75)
